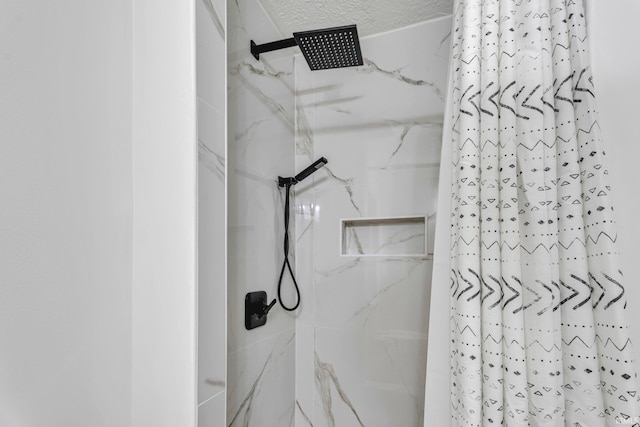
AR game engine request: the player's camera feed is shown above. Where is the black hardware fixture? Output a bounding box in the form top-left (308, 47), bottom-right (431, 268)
top-left (244, 158), bottom-right (327, 326)
top-left (276, 157), bottom-right (328, 311)
top-left (251, 25), bottom-right (363, 71)
top-left (278, 157), bottom-right (328, 187)
top-left (245, 291), bottom-right (277, 330)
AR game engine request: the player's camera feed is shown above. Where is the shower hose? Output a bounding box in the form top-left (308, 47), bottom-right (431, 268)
top-left (277, 183), bottom-right (300, 311)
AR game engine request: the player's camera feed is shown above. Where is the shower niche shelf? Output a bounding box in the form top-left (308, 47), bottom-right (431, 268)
top-left (340, 215), bottom-right (433, 258)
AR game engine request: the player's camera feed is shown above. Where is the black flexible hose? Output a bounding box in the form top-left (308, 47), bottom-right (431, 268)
top-left (277, 183), bottom-right (300, 311)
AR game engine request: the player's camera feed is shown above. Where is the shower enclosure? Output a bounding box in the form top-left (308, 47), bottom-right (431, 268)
top-left (224, 0), bottom-right (451, 425)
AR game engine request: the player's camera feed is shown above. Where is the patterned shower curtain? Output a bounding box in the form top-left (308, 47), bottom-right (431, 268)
top-left (448, 0), bottom-right (640, 426)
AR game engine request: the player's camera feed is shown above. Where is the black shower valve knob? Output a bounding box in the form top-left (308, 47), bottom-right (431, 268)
top-left (245, 291), bottom-right (276, 330)
top-left (263, 298), bottom-right (277, 315)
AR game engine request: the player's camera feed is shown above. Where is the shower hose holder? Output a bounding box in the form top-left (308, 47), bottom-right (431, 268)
top-left (278, 176), bottom-right (297, 187)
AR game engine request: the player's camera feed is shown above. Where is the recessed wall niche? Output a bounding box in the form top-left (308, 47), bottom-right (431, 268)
top-left (341, 215), bottom-right (429, 257)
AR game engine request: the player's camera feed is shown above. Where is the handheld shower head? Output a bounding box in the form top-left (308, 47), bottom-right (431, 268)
top-left (278, 157), bottom-right (328, 187)
top-left (295, 157), bottom-right (328, 182)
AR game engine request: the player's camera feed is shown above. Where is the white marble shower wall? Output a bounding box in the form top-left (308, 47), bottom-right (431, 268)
top-left (226, 0), bottom-right (296, 426)
top-left (197, 0), bottom-right (227, 425)
top-left (294, 17), bottom-right (452, 427)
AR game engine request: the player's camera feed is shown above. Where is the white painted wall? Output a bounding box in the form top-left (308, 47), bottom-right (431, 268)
top-left (587, 0), bottom-right (640, 376)
top-left (0, 1), bottom-right (133, 426)
top-left (132, 1), bottom-right (198, 426)
top-left (1, 1), bottom-right (202, 425)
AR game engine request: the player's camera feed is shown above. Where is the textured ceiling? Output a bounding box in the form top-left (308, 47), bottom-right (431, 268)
top-left (257, 0), bottom-right (454, 39)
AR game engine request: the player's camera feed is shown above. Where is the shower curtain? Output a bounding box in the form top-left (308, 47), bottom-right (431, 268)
top-left (448, 0), bottom-right (640, 426)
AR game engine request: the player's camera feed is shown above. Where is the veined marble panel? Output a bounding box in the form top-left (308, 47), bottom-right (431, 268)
top-left (198, 99), bottom-right (226, 404)
top-left (294, 323), bottom-right (316, 427)
top-left (314, 254), bottom-right (433, 332)
top-left (228, 0), bottom-right (287, 63)
top-left (294, 16), bottom-right (452, 427)
top-left (293, 174), bottom-right (317, 427)
top-left (227, 0), bottom-right (296, 353)
top-left (227, 329), bottom-right (296, 427)
top-left (313, 327), bottom-right (428, 427)
top-left (227, 0), bottom-right (297, 423)
top-left (198, 99), bottom-right (226, 181)
top-left (198, 391), bottom-right (226, 427)
top-left (197, 0), bottom-right (227, 414)
top-left (197, 0), bottom-right (226, 112)
top-left (227, 52), bottom-right (296, 353)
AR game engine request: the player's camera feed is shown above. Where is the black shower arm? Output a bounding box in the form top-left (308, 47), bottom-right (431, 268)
top-left (251, 38), bottom-right (298, 60)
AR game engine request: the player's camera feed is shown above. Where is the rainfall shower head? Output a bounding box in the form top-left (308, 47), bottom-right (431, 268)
top-left (251, 25), bottom-right (363, 71)
top-left (278, 157), bottom-right (328, 187)
top-left (293, 25), bottom-right (363, 70)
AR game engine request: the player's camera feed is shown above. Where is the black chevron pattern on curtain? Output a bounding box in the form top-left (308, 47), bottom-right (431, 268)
top-left (447, 0), bottom-right (640, 425)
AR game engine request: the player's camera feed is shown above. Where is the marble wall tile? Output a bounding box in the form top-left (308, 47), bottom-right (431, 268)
top-left (293, 165), bottom-right (318, 427)
top-left (198, 99), bottom-right (226, 180)
top-left (227, 0), bottom-right (297, 424)
top-left (314, 327), bottom-right (428, 427)
top-left (227, 330), bottom-right (296, 427)
top-left (227, 52), bottom-right (296, 353)
top-left (294, 17), bottom-right (452, 427)
top-left (201, 0), bottom-right (225, 37)
top-left (295, 323), bottom-right (316, 427)
top-left (228, 0), bottom-right (294, 64)
top-left (197, 0), bottom-right (227, 418)
top-left (291, 183), bottom-right (316, 324)
top-left (199, 392), bottom-right (226, 427)
top-left (197, 0), bottom-right (226, 112)
top-left (314, 255), bottom-right (433, 331)
top-left (198, 100), bottom-right (227, 404)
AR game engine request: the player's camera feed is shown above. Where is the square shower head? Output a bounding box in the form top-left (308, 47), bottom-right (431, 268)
top-left (293, 25), bottom-right (364, 71)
